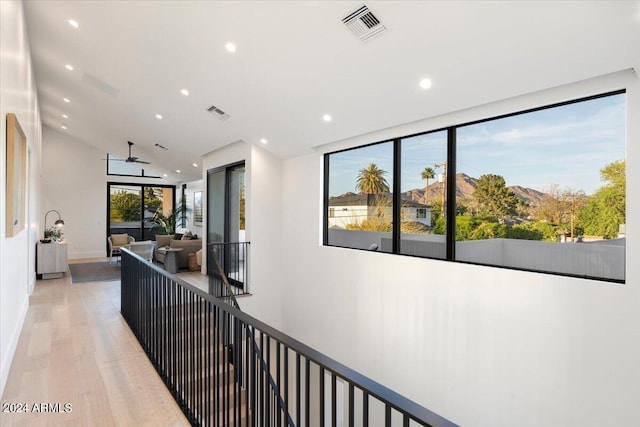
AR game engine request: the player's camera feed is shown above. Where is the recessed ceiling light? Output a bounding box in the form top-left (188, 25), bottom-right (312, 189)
top-left (155, 114), bottom-right (163, 120)
top-left (65, 64), bottom-right (74, 71)
top-left (192, 163), bottom-right (198, 168)
top-left (63, 97), bottom-right (70, 103)
top-left (260, 138), bottom-right (268, 144)
top-left (163, 174), bottom-right (168, 177)
top-left (61, 125), bottom-right (67, 130)
top-left (225, 42), bottom-right (236, 53)
top-left (419, 78), bottom-right (433, 89)
top-left (62, 114), bottom-right (68, 119)
top-left (68, 19), bottom-right (79, 28)
top-left (323, 114), bottom-right (332, 122)
top-left (176, 169), bottom-right (181, 173)
top-left (180, 89), bottom-right (189, 96)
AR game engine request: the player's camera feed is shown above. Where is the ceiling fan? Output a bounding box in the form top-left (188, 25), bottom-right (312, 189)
top-left (108, 141), bottom-right (151, 164)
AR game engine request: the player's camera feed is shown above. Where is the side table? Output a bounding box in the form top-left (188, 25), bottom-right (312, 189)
top-left (158, 247), bottom-right (183, 274)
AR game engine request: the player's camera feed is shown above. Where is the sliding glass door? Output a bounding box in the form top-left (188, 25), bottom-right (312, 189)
top-left (206, 163), bottom-right (245, 244)
top-left (107, 183), bottom-right (175, 244)
top-left (207, 162), bottom-right (246, 288)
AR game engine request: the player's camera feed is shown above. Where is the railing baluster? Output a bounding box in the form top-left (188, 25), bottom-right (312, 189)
top-left (276, 341), bottom-right (282, 426)
top-left (363, 391), bottom-right (369, 427)
top-left (305, 358), bottom-right (310, 427)
top-left (349, 384), bottom-right (354, 427)
top-left (296, 353), bottom-right (301, 427)
top-left (320, 366), bottom-right (325, 427)
top-left (332, 373), bottom-right (337, 427)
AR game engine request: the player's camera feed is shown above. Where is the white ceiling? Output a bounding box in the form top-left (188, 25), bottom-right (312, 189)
top-left (23, 1), bottom-right (640, 182)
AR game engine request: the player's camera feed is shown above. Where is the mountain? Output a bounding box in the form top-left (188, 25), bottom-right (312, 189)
top-left (401, 173), bottom-right (548, 206)
top-left (508, 186), bottom-right (547, 207)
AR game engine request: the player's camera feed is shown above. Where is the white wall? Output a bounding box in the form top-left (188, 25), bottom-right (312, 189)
top-left (202, 141), bottom-right (284, 329)
top-left (40, 126), bottom-right (180, 259)
top-left (0, 0), bottom-right (42, 397)
top-left (279, 70), bottom-right (640, 426)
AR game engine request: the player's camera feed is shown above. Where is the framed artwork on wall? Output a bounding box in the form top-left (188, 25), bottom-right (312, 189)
top-left (5, 113), bottom-right (27, 237)
top-left (194, 191), bottom-right (203, 225)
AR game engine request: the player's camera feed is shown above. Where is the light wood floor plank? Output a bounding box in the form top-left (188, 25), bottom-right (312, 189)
top-left (0, 274), bottom-right (188, 426)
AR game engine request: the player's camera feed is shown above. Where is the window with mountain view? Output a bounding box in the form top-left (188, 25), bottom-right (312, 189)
top-left (455, 92), bottom-right (625, 280)
top-left (326, 141), bottom-right (394, 252)
top-left (324, 90), bottom-right (625, 282)
top-left (399, 131), bottom-right (448, 258)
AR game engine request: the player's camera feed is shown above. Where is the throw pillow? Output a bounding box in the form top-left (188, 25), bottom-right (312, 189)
top-left (111, 234), bottom-right (129, 246)
top-left (155, 234), bottom-right (173, 248)
top-left (181, 231), bottom-right (193, 240)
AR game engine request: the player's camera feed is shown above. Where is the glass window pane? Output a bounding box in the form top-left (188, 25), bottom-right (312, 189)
top-left (327, 142), bottom-right (394, 252)
top-left (399, 131), bottom-right (447, 259)
top-left (207, 170), bottom-right (226, 243)
top-left (109, 185), bottom-right (142, 241)
top-left (455, 93), bottom-right (625, 281)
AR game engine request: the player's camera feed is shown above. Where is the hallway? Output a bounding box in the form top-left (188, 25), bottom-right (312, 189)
top-left (0, 276), bottom-right (188, 426)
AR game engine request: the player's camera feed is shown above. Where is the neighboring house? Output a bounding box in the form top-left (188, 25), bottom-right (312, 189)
top-left (328, 193), bottom-right (431, 228)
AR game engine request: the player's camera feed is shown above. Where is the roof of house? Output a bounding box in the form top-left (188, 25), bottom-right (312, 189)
top-left (328, 193), bottom-right (429, 208)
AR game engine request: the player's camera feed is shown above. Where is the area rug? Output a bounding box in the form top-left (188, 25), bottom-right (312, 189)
top-left (69, 262), bottom-right (121, 284)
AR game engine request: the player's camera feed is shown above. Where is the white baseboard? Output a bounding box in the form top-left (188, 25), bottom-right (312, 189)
top-left (0, 294), bottom-right (29, 398)
top-left (29, 271), bottom-right (36, 294)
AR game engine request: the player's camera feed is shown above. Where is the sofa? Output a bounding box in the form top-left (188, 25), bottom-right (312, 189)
top-left (154, 234), bottom-right (203, 270)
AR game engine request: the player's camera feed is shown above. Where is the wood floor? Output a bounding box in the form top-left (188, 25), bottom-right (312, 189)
top-left (0, 272), bottom-right (189, 426)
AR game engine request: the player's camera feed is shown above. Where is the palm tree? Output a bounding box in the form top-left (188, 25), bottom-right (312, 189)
top-left (356, 163), bottom-right (389, 194)
top-left (421, 167), bottom-right (435, 204)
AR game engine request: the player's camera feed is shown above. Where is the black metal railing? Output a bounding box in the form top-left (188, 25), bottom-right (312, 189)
top-left (121, 249), bottom-right (457, 427)
top-left (208, 242), bottom-right (250, 300)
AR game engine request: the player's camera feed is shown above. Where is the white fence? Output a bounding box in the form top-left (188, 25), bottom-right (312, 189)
top-left (328, 228), bottom-right (625, 281)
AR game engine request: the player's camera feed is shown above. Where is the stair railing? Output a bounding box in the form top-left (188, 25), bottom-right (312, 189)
top-left (121, 248), bottom-right (458, 427)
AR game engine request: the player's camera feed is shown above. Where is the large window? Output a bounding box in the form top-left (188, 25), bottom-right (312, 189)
top-left (107, 183), bottom-right (175, 242)
top-left (326, 142), bottom-right (394, 252)
top-left (324, 91), bottom-right (626, 282)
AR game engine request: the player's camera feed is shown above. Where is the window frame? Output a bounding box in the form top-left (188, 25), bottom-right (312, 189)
top-left (322, 89), bottom-right (626, 283)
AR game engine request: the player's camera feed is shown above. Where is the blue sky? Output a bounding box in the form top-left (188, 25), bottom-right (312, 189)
top-left (329, 93), bottom-right (625, 196)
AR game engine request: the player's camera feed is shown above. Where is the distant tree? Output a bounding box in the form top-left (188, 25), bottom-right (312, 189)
top-left (562, 188), bottom-right (587, 240)
top-left (356, 163), bottom-right (389, 194)
top-left (534, 185), bottom-right (564, 224)
top-left (421, 167), bottom-right (435, 204)
top-left (533, 185), bottom-right (586, 239)
top-left (508, 221), bottom-right (558, 241)
top-left (471, 222), bottom-right (507, 240)
top-left (110, 190), bottom-right (141, 222)
top-left (144, 187), bottom-right (163, 210)
top-left (473, 174), bottom-right (518, 220)
top-left (577, 160), bottom-right (625, 238)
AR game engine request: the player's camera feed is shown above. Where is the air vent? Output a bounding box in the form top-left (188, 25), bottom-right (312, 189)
top-left (207, 105), bottom-right (231, 121)
top-left (341, 4), bottom-right (386, 42)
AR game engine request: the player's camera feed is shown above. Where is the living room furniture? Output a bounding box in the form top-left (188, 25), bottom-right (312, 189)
top-left (158, 247), bottom-right (183, 274)
top-left (37, 241), bottom-right (68, 279)
top-left (108, 234), bottom-right (135, 263)
top-left (154, 234), bottom-right (202, 270)
top-left (124, 241), bottom-right (155, 261)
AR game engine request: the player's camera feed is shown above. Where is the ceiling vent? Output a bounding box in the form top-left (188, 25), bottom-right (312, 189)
top-left (341, 4), bottom-right (386, 42)
top-left (207, 105), bottom-right (231, 121)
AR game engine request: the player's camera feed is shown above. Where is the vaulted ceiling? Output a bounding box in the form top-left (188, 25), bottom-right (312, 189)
top-left (23, 1), bottom-right (640, 182)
